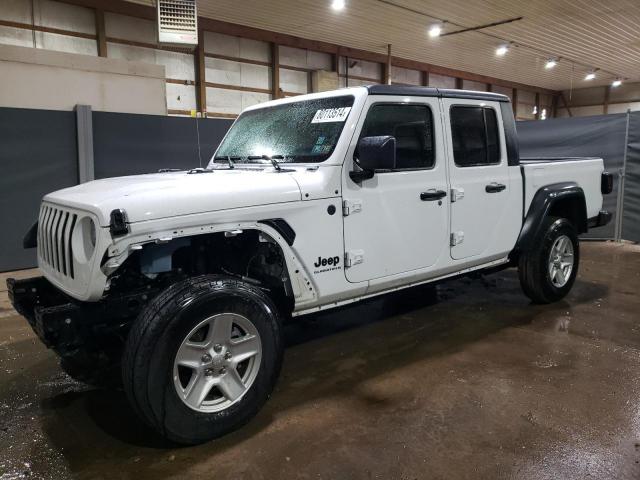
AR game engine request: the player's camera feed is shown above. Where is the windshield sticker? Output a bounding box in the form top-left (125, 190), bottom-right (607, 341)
top-left (311, 107), bottom-right (351, 123)
top-left (311, 144), bottom-right (332, 154)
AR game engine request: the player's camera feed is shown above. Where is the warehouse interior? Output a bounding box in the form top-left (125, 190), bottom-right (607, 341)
top-left (1, 0), bottom-right (640, 478)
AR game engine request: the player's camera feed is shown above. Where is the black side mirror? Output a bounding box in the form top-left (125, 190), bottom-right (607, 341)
top-left (350, 135), bottom-right (396, 182)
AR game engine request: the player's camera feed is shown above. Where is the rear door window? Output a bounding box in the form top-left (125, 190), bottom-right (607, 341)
top-left (450, 106), bottom-right (501, 167)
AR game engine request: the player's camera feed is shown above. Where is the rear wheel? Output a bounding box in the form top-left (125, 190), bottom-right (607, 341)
top-left (518, 217), bottom-right (579, 304)
top-left (122, 275), bottom-right (283, 444)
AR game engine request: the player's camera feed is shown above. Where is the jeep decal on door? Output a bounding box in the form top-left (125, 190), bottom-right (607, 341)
top-left (313, 255), bottom-right (341, 274)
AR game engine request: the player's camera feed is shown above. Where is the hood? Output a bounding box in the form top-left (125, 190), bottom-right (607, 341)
top-left (43, 169), bottom-right (302, 225)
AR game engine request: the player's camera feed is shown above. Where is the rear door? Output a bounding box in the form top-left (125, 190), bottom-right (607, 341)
top-left (441, 99), bottom-right (512, 260)
top-left (342, 95), bottom-right (449, 283)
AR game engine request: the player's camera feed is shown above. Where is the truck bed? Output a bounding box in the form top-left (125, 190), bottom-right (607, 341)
top-left (520, 157), bottom-right (604, 220)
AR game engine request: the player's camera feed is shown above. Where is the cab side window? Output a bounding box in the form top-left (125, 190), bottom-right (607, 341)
top-left (450, 106), bottom-right (501, 167)
top-left (359, 104), bottom-right (435, 170)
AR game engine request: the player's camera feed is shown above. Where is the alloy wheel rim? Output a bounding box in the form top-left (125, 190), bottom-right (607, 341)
top-left (548, 235), bottom-right (574, 288)
top-left (173, 313), bottom-right (262, 413)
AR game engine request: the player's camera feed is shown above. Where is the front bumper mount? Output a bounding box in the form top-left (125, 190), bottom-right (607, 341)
top-left (7, 276), bottom-right (158, 355)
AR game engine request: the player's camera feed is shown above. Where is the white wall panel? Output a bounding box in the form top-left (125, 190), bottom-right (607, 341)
top-left (350, 58), bottom-right (380, 80)
top-left (205, 57), bottom-right (269, 89)
top-left (391, 66), bottom-right (421, 85)
top-left (204, 31), bottom-right (239, 57)
top-left (205, 57), bottom-right (240, 84)
top-left (206, 86), bottom-right (242, 115)
top-left (307, 50), bottom-right (332, 70)
top-left (609, 83), bottom-right (640, 103)
top-left (105, 12), bottom-right (155, 44)
top-left (156, 50), bottom-right (195, 81)
top-left (518, 90), bottom-right (536, 104)
top-left (339, 77), bottom-right (370, 88)
top-left (239, 37), bottom-right (270, 62)
top-left (462, 79), bottom-right (486, 92)
top-left (279, 45), bottom-right (306, 67)
top-left (0, 0), bottom-right (31, 23)
top-left (242, 91), bottom-right (270, 110)
top-left (491, 84), bottom-right (513, 101)
top-left (280, 68), bottom-right (308, 94)
top-left (107, 42), bottom-right (155, 64)
top-left (166, 83), bottom-right (196, 111)
top-left (0, 44), bottom-right (166, 114)
top-left (0, 25), bottom-right (32, 48)
top-left (108, 43), bottom-right (194, 80)
top-left (609, 102), bottom-right (640, 113)
top-left (240, 63), bottom-right (269, 89)
top-left (35, 32), bottom-right (97, 56)
top-left (428, 73), bottom-right (456, 88)
top-left (35, 0), bottom-right (95, 35)
top-left (516, 102), bottom-right (536, 119)
top-left (572, 105), bottom-right (610, 116)
top-left (280, 45), bottom-right (332, 71)
top-left (204, 32), bottom-right (269, 62)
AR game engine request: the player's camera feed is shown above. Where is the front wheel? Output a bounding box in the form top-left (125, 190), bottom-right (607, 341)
top-left (122, 275), bottom-right (283, 445)
top-left (518, 217), bottom-right (580, 304)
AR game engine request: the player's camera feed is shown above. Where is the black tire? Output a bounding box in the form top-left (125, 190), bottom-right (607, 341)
top-left (518, 217), bottom-right (580, 304)
top-left (121, 275), bottom-right (283, 445)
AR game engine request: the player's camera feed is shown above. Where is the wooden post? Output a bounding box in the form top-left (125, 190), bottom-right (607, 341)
top-left (559, 93), bottom-right (573, 117)
top-left (512, 88), bottom-right (518, 117)
top-left (271, 42), bottom-right (280, 99)
top-left (195, 29), bottom-right (206, 116)
top-left (422, 71), bottom-right (429, 87)
top-left (95, 8), bottom-right (107, 57)
top-left (486, 83), bottom-right (492, 92)
top-left (455, 77), bottom-right (463, 89)
top-left (551, 94), bottom-right (559, 118)
top-left (384, 44), bottom-right (392, 85)
top-left (534, 92), bottom-right (540, 120)
top-left (603, 85), bottom-right (611, 114)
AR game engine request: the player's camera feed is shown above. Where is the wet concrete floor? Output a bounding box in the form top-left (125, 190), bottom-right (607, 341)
top-left (1, 241), bottom-right (639, 479)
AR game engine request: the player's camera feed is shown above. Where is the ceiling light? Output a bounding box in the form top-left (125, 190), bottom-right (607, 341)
top-left (612, 79), bottom-right (622, 87)
top-left (495, 44), bottom-right (509, 56)
top-left (331, 0), bottom-right (345, 11)
top-left (545, 58), bottom-right (557, 69)
top-left (428, 23), bottom-right (442, 38)
top-left (584, 71), bottom-right (596, 81)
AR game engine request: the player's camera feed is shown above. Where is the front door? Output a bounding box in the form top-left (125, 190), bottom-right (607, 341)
top-left (342, 96), bottom-right (449, 283)
top-left (441, 99), bottom-right (512, 260)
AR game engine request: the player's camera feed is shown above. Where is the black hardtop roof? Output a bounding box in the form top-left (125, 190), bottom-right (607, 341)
top-left (365, 84), bottom-right (510, 103)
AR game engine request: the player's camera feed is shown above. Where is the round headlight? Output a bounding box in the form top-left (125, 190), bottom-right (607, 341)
top-left (72, 216), bottom-right (97, 263)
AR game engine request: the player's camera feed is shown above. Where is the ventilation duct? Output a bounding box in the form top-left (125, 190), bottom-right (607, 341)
top-left (157, 0), bottom-right (198, 46)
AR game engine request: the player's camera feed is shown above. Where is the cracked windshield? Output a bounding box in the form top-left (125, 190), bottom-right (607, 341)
top-left (211, 95), bottom-right (355, 166)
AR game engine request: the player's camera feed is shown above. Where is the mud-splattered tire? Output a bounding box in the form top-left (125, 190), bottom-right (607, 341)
top-left (518, 217), bottom-right (580, 304)
top-left (122, 275), bottom-right (283, 445)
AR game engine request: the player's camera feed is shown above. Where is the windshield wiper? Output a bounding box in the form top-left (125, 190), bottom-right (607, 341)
top-left (247, 154), bottom-right (284, 171)
top-left (187, 167), bottom-right (213, 174)
top-left (213, 155), bottom-right (240, 169)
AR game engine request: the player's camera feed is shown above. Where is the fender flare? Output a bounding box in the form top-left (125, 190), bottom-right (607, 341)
top-left (514, 182), bottom-right (587, 254)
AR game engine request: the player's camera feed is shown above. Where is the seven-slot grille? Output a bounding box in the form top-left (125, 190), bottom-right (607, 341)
top-left (38, 204), bottom-right (77, 278)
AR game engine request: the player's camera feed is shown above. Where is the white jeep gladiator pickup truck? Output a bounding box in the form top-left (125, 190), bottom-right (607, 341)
top-left (8, 85), bottom-right (613, 444)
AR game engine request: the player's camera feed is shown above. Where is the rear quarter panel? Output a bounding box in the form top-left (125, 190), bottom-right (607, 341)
top-left (522, 159), bottom-right (604, 219)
